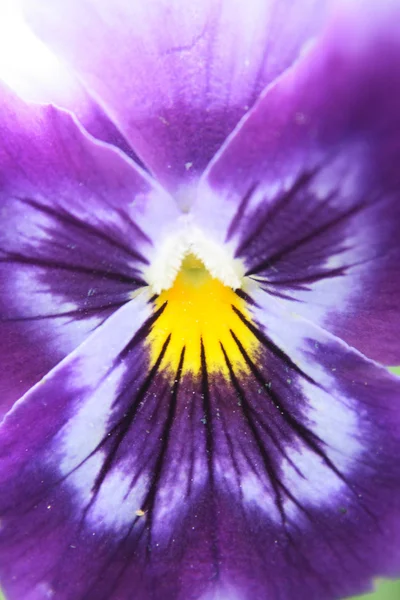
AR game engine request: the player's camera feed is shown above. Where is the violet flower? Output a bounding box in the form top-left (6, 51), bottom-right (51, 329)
top-left (0, 0), bottom-right (400, 599)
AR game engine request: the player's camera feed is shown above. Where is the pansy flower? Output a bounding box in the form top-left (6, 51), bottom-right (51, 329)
top-left (0, 0), bottom-right (400, 599)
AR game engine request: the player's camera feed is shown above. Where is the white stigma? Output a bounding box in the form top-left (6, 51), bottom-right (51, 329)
top-left (145, 218), bottom-right (244, 294)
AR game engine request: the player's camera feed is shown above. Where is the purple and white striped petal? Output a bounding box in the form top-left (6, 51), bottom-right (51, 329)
top-left (194, 0), bottom-right (400, 365)
top-left (0, 289), bottom-right (399, 600)
top-left (23, 0), bottom-right (334, 196)
top-left (0, 84), bottom-right (179, 416)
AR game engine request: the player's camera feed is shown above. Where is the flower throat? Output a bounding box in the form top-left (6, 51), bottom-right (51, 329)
top-left (147, 254), bottom-right (259, 378)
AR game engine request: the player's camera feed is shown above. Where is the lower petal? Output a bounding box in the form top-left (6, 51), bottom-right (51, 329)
top-left (0, 285), bottom-right (399, 600)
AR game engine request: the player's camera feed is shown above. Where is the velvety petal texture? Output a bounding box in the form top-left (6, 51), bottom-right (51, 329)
top-left (0, 291), bottom-right (399, 600)
top-left (195, 0), bottom-right (400, 365)
top-left (0, 84), bottom-right (179, 416)
top-left (23, 0), bottom-right (334, 195)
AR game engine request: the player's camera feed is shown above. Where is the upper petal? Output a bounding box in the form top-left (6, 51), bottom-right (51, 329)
top-left (0, 3), bottom-right (142, 162)
top-left (194, 0), bottom-right (400, 364)
top-left (23, 0), bottom-right (334, 194)
top-left (0, 82), bottom-right (179, 417)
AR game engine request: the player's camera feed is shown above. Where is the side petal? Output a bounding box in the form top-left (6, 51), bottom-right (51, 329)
top-left (0, 288), bottom-right (399, 600)
top-left (0, 83), bottom-right (179, 416)
top-left (23, 0), bottom-right (334, 194)
top-left (195, 0), bottom-right (400, 364)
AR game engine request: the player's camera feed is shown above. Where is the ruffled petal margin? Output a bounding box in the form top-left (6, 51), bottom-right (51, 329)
top-left (23, 0), bottom-right (334, 195)
top-left (194, 0), bottom-right (400, 365)
top-left (0, 83), bottom-right (179, 416)
top-left (0, 289), bottom-right (399, 600)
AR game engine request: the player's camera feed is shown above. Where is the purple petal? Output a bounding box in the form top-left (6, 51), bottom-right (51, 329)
top-left (0, 83), bottom-right (179, 416)
top-left (0, 286), bottom-right (399, 600)
top-left (23, 0), bottom-right (334, 194)
top-left (66, 93), bottom-right (148, 167)
top-left (195, 0), bottom-right (400, 364)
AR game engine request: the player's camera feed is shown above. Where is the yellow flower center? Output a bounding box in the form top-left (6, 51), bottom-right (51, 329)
top-left (147, 254), bottom-right (258, 377)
